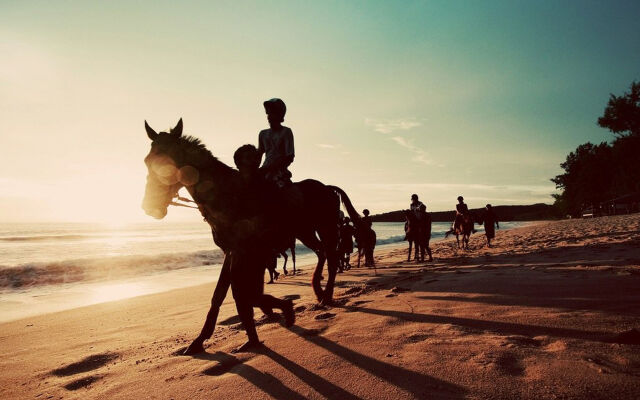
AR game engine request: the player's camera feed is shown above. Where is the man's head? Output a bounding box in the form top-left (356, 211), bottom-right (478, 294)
top-left (411, 194), bottom-right (418, 202)
top-left (486, 204), bottom-right (492, 210)
top-left (264, 98), bottom-right (286, 125)
top-left (363, 209), bottom-right (370, 216)
top-left (234, 144), bottom-right (260, 172)
top-left (457, 196), bottom-right (464, 203)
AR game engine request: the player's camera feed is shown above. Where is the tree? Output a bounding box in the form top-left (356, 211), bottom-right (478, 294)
top-left (597, 81), bottom-right (640, 137)
top-left (551, 142), bottom-right (614, 215)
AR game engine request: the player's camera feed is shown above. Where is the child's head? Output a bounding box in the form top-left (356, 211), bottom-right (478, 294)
top-left (344, 217), bottom-right (350, 224)
top-left (233, 144), bottom-right (260, 171)
top-left (263, 98), bottom-right (286, 125)
top-left (363, 209), bottom-right (370, 216)
top-left (419, 204), bottom-right (427, 212)
top-left (457, 196), bottom-right (464, 203)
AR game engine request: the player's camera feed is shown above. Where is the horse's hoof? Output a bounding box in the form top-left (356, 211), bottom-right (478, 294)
top-left (183, 341), bottom-right (205, 355)
top-left (320, 295), bottom-right (334, 307)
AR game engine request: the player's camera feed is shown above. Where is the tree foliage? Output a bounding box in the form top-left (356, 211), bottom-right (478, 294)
top-left (597, 81), bottom-right (640, 137)
top-left (552, 81), bottom-right (640, 215)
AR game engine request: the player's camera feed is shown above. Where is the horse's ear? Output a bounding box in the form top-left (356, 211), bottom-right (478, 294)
top-left (145, 120), bottom-right (158, 141)
top-left (171, 118), bottom-right (183, 137)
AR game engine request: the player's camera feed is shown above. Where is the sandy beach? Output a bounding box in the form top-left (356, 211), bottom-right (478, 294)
top-left (1, 214), bottom-right (639, 399)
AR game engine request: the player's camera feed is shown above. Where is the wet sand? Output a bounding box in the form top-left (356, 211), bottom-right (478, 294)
top-left (1, 214), bottom-right (639, 399)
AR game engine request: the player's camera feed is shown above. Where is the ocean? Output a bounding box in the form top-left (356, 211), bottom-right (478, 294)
top-left (0, 220), bottom-right (525, 322)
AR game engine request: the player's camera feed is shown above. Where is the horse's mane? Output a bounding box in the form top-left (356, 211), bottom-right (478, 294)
top-left (173, 133), bottom-right (235, 174)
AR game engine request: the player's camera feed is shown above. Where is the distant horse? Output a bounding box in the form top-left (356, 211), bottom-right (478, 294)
top-left (280, 242), bottom-right (297, 275)
top-left (404, 210), bottom-right (420, 261)
top-left (445, 212), bottom-right (476, 250)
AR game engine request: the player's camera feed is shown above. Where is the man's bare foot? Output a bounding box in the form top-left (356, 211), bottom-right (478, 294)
top-left (232, 340), bottom-right (263, 353)
top-left (282, 299), bottom-right (295, 327)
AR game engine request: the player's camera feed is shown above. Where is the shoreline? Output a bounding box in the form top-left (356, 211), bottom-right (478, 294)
top-left (0, 221), bottom-right (535, 324)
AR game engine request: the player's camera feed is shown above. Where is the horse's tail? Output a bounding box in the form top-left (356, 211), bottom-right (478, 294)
top-left (327, 185), bottom-right (361, 223)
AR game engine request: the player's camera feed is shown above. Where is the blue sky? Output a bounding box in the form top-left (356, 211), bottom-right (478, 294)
top-left (1, 1), bottom-right (639, 222)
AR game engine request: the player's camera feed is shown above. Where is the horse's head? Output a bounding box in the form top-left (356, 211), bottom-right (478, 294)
top-left (142, 119), bottom-right (196, 219)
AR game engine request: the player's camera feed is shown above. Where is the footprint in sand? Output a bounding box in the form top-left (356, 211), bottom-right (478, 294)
top-left (474, 351), bottom-right (525, 376)
top-left (406, 333), bottom-right (430, 343)
top-left (501, 335), bottom-right (541, 348)
top-left (282, 294), bottom-right (301, 301)
top-left (63, 375), bottom-right (103, 391)
top-left (350, 300), bottom-right (372, 306)
top-left (50, 352), bottom-right (119, 377)
top-left (314, 312), bottom-right (336, 320)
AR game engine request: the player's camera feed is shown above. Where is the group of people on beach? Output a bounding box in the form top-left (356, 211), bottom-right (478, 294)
top-left (404, 194), bottom-right (501, 260)
top-left (337, 209), bottom-right (376, 271)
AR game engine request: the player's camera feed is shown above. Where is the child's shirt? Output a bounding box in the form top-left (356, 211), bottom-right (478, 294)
top-left (258, 126), bottom-right (294, 170)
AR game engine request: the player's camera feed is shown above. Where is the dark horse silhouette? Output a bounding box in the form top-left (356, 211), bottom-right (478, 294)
top-left (445, 212), bottom-right (476, 250)
top-left (141, 119), bottom-right (361, 354)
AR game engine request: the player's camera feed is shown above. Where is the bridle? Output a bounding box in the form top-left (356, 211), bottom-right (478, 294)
top-left (169, 193), bottom-right (199, 209)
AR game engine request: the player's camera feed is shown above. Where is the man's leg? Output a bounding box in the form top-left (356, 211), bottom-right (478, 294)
top-left (230, 251), bottom-right (262, 352)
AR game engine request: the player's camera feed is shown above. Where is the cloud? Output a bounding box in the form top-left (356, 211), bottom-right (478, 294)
top-left (391, 136), bottom-right (433, 165)
top-left (315, 143), bottom-right (336, 149)
top-left (365, 118), bottom-right (422, 134)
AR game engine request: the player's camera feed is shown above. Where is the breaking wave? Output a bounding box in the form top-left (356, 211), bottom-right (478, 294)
top-left (0, 250), bottom-right (225, 289)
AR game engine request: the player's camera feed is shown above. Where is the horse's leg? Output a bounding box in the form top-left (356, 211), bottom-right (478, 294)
top-left (183, 254), bottom-right (231, 355)
top-left (291, 245), bottom-right (296, 273)
top-left (282, 251), bottom-right (288, 275)
top-left (259, 294), bottom-right (295, 326)
top-left (298, 231), bottom-right (325, 302)
top-left (319, 227), bottom-right (339, 305)
top-left (407, 240), bottom-right (412, 261)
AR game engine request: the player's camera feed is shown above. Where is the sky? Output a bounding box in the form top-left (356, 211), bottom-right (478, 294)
top-left (1, 0), bottom-right (639, 223)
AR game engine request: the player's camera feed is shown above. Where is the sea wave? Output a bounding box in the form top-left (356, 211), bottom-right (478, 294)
top-left (0, 250), bottom-right (225, 289)
top-left (0, 234), bottom-right (99, 242)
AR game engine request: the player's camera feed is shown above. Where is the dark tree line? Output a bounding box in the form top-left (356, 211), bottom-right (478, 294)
top-left (552, 81), bottom-right (640, 216)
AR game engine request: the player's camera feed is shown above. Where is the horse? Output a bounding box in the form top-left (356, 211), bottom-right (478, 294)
top-left (280, 241), bottom-right (297, 275)
top-left (445, 212), bottom-right (476, 250)
top-left (141, 119), bottom-right (361, 354)
top-left (403, 210), bottom-right (420, 261)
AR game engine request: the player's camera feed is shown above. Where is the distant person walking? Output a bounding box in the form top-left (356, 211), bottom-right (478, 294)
top-left (417, 204), bottom-right (433, 262)
top-left (258, 98), bottom-right (294, 188)
top-left (410, 194), bottom-right (424, 217)
top-left (362, 209), bottom-right (373, 229)
top-left (356, 209), bottom-right (376, 268)
top-left (338, 217), bottom-right (355, 271)
top-left (483, 204), bottom-right (499, 247)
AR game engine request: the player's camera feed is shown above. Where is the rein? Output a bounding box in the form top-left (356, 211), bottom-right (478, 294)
top-left (169, 194), bottom-right (199, 209)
